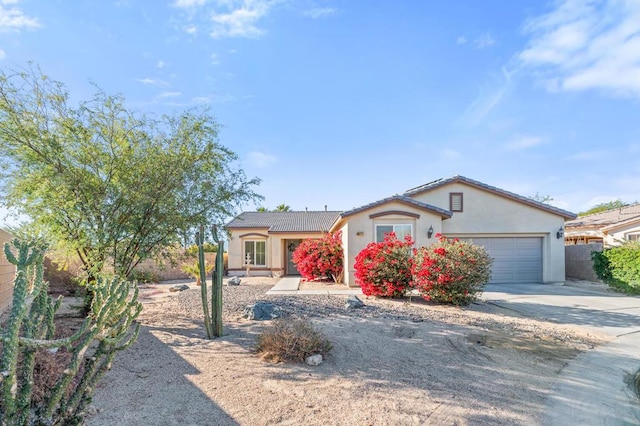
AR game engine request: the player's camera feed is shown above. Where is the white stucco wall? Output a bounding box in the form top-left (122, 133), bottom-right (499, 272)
top-left (337, 201), bottom-right (446, 286)
top-left (605, 222), bottom-right (640, 247)
top-left (410, 183), bottom-right (568, 283)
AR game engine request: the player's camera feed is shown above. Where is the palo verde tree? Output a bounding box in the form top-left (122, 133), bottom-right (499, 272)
top-left (0, 65), bottom-right (261, 281)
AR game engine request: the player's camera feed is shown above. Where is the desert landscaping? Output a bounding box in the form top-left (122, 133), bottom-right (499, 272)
top-left (86, 277), bottom-right (605, 426)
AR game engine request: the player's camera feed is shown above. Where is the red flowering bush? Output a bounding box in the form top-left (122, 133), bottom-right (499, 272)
top-left (411, 234), bottom-right (492, 305)
top-left (292, 231), bottom-right (344, 283)
top-left (354, 232), bottom-right (414, 297)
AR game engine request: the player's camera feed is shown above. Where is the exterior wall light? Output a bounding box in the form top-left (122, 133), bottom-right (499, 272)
top-left (557, 227), bottom-right (564, 239)
top-left (427, 225), bottom-right (434, 239)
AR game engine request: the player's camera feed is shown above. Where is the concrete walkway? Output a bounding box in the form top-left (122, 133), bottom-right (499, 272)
top-left (482, 283), bottom-right (640, 425)
top-left (266, 277), bottom-right (363, 296)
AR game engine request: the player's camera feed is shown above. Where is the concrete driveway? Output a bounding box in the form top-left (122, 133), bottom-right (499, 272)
top-left (483, 283), bottom-right (640, 425)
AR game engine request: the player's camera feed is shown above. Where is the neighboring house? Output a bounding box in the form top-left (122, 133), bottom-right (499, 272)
top-left (226, 211), bottom-right (342, 277)
top-left (226, 175), bottom-right (576, 286)
top-left (564, 203), bottom-right (640, 247)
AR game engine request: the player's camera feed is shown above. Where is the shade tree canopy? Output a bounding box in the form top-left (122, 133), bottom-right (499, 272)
top-left (0, 65), bottom-right (261, 279)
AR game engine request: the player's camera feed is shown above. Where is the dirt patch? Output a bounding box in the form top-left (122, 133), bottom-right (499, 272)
top-left (86, 278), bottom-right (606, 426)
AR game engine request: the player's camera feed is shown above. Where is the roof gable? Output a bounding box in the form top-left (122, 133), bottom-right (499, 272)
top-left (339, 195), bottom-right (452, 219)
top-left (405, 175), bottom-right (577, 220)
top-left (226, 211), bottom-right (341, 233)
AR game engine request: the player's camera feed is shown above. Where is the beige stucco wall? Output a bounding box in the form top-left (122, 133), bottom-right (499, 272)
top-left (337, 201), bottom-right (445, 286)
top-left (410, 183), bottom-right (567, 283)
top-left (605, 222), bottom-right (640, 247)
top-left (227, 229), bottom-right (325, 277)
top-left (0, 229), bottom-right (15, 314)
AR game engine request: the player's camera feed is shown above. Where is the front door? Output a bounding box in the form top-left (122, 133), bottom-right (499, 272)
top-left (285, 239), bottom-right (302, 275)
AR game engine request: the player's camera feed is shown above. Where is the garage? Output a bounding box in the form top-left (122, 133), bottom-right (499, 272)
top-left (461, 237), bottom-right (542, 284)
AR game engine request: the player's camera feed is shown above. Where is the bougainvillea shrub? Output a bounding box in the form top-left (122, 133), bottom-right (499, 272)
top-left (411, 234), bottom-right (492, 305)
top-left (354, 232), bottom-right (414, 297)
top-left (292, 231), bottom-right (344, 283)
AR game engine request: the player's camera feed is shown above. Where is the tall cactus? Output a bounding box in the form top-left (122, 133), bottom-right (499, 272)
top-left (196, 225), bottom-right (224, 339)
top-left (211, 225), bottom-right (224, 338)
top-left (0, 239), bottom-right (141, 425)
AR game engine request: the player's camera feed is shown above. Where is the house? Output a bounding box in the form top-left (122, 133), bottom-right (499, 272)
top-left (564, 203), bottom-right (640, 247)
top-left (226, 175), bottom-right (576, 285)
top-left (226, 210), bottom-right (342, 277)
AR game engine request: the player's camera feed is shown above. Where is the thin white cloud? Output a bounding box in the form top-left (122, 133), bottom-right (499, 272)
top-left (210, 1), bottom-right (277, 39)
top-left (247, 151), bottom-right (277, 168)
top-left (158, 91), bottom-right (181, 98)
top-left (157, 60), bottom-right (168, 68)
top-left (210, 53), bottom-right (220, 64)
top-left (473, 33), bottom-right (496, 49)
top-left (505, 135), bottom-right (545, 150)
top-left (456, 36), bottom-right (467, 45)
top-left (0, 3), bottom-right (40, 31)
top-left (172, 0), bottom-right (280, 39)
top-left (519, 0), bottom-right (640, 98)
top-left (441, 148), bottom-right (461, 159)
top-left (136, 77), bottom-right (169, 86)
top-left (0, 49), bottom-right (5, 59)
top-left (303, 7), bottom-right (337, 19)
top-left (565, 150), bottom-right (607, 161)
top-left (173, 0), bottom-right (207, 8)
top-left (460, 67), bottom-right (514, 125)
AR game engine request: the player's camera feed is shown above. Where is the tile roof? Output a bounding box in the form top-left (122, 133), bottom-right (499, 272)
top-left (339, 195), bottom-right (452, 219)
top-left (566, 203), bottom-right (640, 229)
top-left (405, 175), bottom-right (577, 220)
top-left (226, 211), bottom-right (342, 233)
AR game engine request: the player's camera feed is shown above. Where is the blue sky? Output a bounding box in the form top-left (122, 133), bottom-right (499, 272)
top-left (1, 0), bottom-right (639, 224)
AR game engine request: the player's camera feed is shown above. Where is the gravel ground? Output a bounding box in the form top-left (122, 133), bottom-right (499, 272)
top-left (88, 279), bottom-right (606, 426)
top-left (171, 283), bottom-right (601, 350)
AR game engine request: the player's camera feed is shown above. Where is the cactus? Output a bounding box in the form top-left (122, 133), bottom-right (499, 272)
top-left (196, 225), bottom-right (224, 339)
top-left (211, 225), bottom-right (224, 338)
top-left (0, 239), bottom-right (141, 425)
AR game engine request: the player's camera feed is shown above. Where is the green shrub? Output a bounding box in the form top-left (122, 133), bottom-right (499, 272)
top-left (591, 250), bottom-right (612, 280)
top-left (185, 243), bottom-right (218, 256)
top-left (256, 319), bottom-right (332, 363)
top-left (592, 243), bottom-right (640, 295)
top-left (129, 269), bottom-right (161, 284)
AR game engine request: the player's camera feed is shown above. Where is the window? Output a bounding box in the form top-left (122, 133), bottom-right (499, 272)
top-left (375, 224), bottom-right (412, 243)
top-left (244, 240), bottom-right (266, 266)
top-left (627, 233), bottom-right (640, 242)
top-left (450, 192), bottom-right (463, 212)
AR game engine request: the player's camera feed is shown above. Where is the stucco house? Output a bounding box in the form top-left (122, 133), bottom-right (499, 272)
top-left (226, 175), bottom-right (576, 286)
top-left (564, 203), bottom-right (640, 247)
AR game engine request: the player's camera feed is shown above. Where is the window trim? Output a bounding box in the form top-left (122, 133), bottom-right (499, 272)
top-left (375, 224), bottom-right (413, 243)
top-left (627, 232), bottom-right (640, 242)
top-left (450, 192), bottom-right (463, 212)
top-left (244, 240), bottom-right (267, 267)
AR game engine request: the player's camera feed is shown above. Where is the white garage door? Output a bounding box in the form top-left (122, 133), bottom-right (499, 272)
top-left (461, 237), bottom-right (542, 284)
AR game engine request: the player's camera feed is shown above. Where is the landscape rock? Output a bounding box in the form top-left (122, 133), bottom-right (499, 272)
top-left (305, 354), bottom-right (323, 366)
top-left (227, 276), bottom-right (241, 286)
top-left (242, 301), bottom-right (281, 320)
top-left (345, 295), bottom-right (365, 309)
top-left (169, 284), bottom-right (190, 292)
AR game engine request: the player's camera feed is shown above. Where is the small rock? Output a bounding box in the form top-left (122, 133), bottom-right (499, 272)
top-left (242, 301), bottom-right (281, 320)
top-left (169, 284), bottom-right (190, 292)
top-left (227, 276), bottom-right (241, 286)
top-left (305, 354), bottom-right (323, 366)
top-left (137, 372), bottom-right (150, 378)
top-left (345, 295), bottom-right (365, 309)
